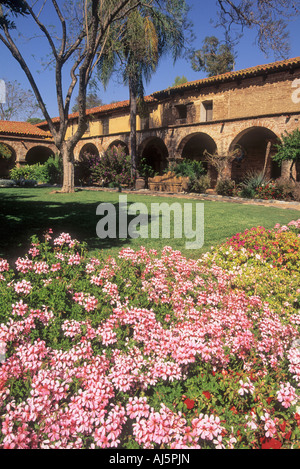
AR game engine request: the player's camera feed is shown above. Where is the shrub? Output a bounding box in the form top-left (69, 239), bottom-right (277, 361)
top-left (188, 174), bottom-right (211, 193)
top-left (239, 171), bottom-right (269, 199)
top-left (9, 164), bottom-right (47, 185)
top-left (0, 143), bottom-right (12, 160)
top-left (291, 182), bottom-right (300, 202)
top-left (172, 159), bottom-right (206, 179)
top-left (255, 181), bottom-right (283, 200)
top-left (43, 155), bottom-right (63, 185)
top-left (9, 158), bottom-right (62, 186)
top-left (93, 146), bottom-right (133, 187)
top-left (75, 146), bottom-right (133, 187)
top-left (272, 129), bottom-right (300, 177)
top-left (74, 152), bottom-right (97, 186)
top-left (0, 179), bottom-right (15, 187)
top-left (137, 157), bottom-right (156, 180)
top-left (215, 178), bottom-right (236, 196)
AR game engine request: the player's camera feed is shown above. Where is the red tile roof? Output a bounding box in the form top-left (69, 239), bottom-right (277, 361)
top-left (36, 55), bottom-right (300, 128)
top-left (154, 56), bottom-right (300, 96)
top-left (37, 95), bottom-right (156, 128)
top-left (0, 120), bottom-right (51, 138)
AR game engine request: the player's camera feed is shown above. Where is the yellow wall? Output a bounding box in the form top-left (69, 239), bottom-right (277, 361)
top-left (109, 115), bottom-right (130, 134)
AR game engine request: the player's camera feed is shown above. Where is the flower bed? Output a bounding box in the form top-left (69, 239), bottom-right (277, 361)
top-left (0, 222), bottom-right (300, 449)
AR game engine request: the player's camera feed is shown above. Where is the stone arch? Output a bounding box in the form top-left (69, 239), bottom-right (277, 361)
top-left (138, 136), bottom-right (168, 175)
top-left (178, 132), bottom-right (218, 185)
top-left (107, 139), bottom-right (129, 155)
top-left (26, 145), bottom-right (55, 165)
top-left (0, 142), bottom-right (16, 177)
top-left (229, 126), bottom-right (281, 183)
top-left (79, 142), bottom-right (99, 159)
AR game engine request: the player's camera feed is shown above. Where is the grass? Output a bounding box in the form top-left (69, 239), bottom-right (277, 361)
top-left (0, 186), bottom-right (299, 262)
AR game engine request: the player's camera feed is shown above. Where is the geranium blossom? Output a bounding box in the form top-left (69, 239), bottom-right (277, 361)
top-left (0, 222), bottom-right (299, 449)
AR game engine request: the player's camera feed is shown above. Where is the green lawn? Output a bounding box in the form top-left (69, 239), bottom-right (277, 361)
top-left (0, 187), bottom-right (299, 262)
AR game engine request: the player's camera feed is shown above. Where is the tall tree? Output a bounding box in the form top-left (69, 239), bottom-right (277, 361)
top-left (191, 36), bottom-right (236, 77)
top-left (72, 92), bottom-right (103, 113)
top-left (0, 0), bottom-right (156, 193)
top-left (215, 0), bottom-right (298, 59)
top-left (172, 75), bottom-right (188, 87)
top-left (98, 1), bottom-right (191, 183)
top-left (0, 80), bottom-right (43, 121)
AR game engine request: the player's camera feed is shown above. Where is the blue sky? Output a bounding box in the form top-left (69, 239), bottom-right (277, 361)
top-left (1, 0), bottom-right (300, 119)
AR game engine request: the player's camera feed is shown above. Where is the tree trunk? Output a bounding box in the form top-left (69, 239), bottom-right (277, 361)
top-left (129, 80), bottom-right (137, 186)
top-left (60, 143), bottom-right (75, 193)
top-left (262, 141), bottom-right (272, 177)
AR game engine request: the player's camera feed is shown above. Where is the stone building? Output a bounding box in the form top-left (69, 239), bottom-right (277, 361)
top-left (0, 121), bottom-right (56, 177)
top-left (1, 56), bottom-right (300, 185)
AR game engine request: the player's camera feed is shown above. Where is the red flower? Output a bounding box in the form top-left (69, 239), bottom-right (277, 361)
top-left (184, 398), bottom-right (195, 410)
top-left (284, 431), bottom-right (292, 441)
top-left (260, 437), bottom-right (282, 449)
top-left (202, 391), bottom-right (211, 400)
top-left (279, 422), bottom-right (287, 432)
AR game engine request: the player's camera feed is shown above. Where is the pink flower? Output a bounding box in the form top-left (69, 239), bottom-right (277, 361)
top-left (50, 263), bottom-right (61, 272)
top-left (276, 382), bottom-right (298, 408)
top-left (261, 413), bottom-right (278, 439)
top-left (14, 280), bottom-right (32, 295)
top-left (33, 261), bottom-right (49, 275)
top-left (238, 378), bottom-right (255, 396)
top-left (0, 259), bottom-right (9, 272)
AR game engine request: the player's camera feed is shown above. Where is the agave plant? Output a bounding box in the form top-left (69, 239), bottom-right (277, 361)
top-left (240, 170), bottom-right (270, 199)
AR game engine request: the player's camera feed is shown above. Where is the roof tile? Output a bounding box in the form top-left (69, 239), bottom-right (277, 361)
top-left (36, 55), bottom-right (300, 127)
top-left (0, 120), bottom-right (51, 137)
top-left (154, 56), bottom-right (300, 96)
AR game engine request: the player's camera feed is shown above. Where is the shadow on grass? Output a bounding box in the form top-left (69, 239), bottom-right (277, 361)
top-left (0, 189), bottom-right (151, 262)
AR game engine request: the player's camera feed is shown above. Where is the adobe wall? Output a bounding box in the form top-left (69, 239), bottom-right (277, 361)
top-left (4, 62), bottom-right (300, 185)
top-left (0, 136), bottom-right (57, 164)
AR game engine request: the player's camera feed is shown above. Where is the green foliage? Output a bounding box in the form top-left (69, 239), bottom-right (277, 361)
top-left (9, 156), bottom-right (62, 185)
top-left (191, 36), bottom-right (236, 77)
top-left (0, 143), bottom-right (12, 160)
top-left (171, 75), bottom-right (188, 87)
top-left (0, 0), bottom-right (29, 29)
top-left (9, 164), bottom-right (47, 184)
top-left (239, 171), bottom-right (269, 199)
top-left (273, 129), bottom-right (300, 165)
top-left (172, 159), bottom-right (206, 179)
top-left (170, 159), bottom-right (210, 193)
top-left (43, 155), bottom-right (63, 185)
top-left (216, 178), bottom-right (236, 196)
top-left (76, 145), bottom-right (133, 187)
top-left (137, 156), bottom-right (155, 179)
top-left (188, 174), bottom-right (211, 193)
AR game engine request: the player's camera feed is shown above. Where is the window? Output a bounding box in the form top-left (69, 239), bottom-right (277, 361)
top-left (102, 118), bottom-right (109, 135)
top-left (201, 100), bottom-right (213, 122)
top-left (175, 104), bottom-right (187, 120)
